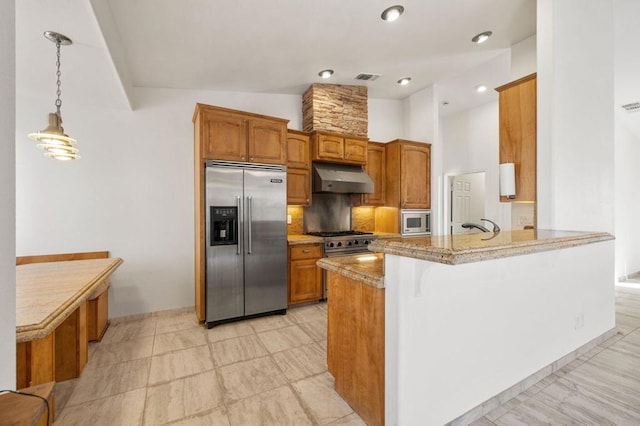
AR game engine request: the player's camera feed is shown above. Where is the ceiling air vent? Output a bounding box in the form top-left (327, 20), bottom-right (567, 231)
top-left (621, 102), bottom-right (640, 113)
top-left (354, 73), bottom-right (381, 81)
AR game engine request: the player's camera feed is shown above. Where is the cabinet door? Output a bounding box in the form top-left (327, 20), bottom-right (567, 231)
top-left (344, 138), bottom-right (367, 164)
top-left (287, 132), bottom-right (310, 169)
top-left (247, 118), bottom-right (287, 164)
top-left (202, 111), bottom-right (247, 161)
top-left (401, 144), bottom-right (430, 209)
top-left (287, 168), bottom-right (311, 206)
top-left (289, 244), bottom-right (322, 305)
top-left (289, 259), bottom-right (322, 304)
top-left (363, 143), bottom-right (385, 205)
top-left (498, 74), bottom-right (536, 202)
top-left (315, 134), bottom-right (344, 161)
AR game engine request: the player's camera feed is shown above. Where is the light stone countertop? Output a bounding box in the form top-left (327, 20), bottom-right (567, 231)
top-left (287, 234), bottom-right (324, 245)
top-left (16, 258), bottom-right (124, 342)
top-left (317, 253), bottom-right (384, 288)
top-left (368, 229), bottom-right (614, 265)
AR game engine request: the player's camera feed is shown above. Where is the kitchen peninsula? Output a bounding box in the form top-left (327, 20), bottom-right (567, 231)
top-left (319, 229), bottom-right (615, 426)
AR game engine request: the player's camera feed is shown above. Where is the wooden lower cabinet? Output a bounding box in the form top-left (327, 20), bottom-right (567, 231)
top-left (327, 271), bottom-right (384, 426)
top-left (87, 288), bottom-right (109, 342)
top-left (17, 302), bottom-right (89, 388)
top-left (288, 244), bottom-right (322, 304)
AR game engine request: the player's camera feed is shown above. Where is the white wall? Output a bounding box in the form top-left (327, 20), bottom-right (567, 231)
top-left (537, 0), bottom-right (615, 233)
top-left (510, 35), bottom-right (537, 81)
top-left (16, 87), bottom-right (402, 318)
top-left (385, 240), bottom-right (615, 425)
top-left (402, 86), bottom-right (444, 234)
top-left (16, 88), bottom-right (303, 318)
top-left (441, 102), bottom-right (512, 231)
top-left (368, 98), bottom-right (404, 142)
top-left (0, 0), bottom-right (16, 389)
top-left (614, 0), bottom-right (640, 279)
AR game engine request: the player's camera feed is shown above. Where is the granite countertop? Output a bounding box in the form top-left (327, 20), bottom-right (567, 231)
top-left (287, 234), bottom-right (324, 245)
top-left (368, 229), bottom-right (614, 265)
top-left (317, 253), bottom-right (385, 288)
top-left (16, 258), bottom-right (123, 342)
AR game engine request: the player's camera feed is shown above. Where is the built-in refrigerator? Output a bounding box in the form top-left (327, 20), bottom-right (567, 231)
top-left (205, 160), bottom-right (287, 327)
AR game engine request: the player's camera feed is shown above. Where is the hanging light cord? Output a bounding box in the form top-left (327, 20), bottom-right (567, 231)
top-left (55, 39), bottom-right (63, 120)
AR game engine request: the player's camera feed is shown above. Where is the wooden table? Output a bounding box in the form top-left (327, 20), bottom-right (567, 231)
top-left (16, 258), bottom-right (123, 389)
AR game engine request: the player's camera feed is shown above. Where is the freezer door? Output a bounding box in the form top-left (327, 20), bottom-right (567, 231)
top-left (243, 169), bottom-right (288, 315)
top-left (205, 166), bottom-right (244, 323)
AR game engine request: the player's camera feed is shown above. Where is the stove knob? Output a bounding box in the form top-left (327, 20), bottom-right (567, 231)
top-left (329, 242), bottom-right (334, 248)
top-left (364, 240), bottom-right (370, 245)
top-left (337, 242), bottom-right (342, 247)
top-left (354, 240), bottom-right (359, 245)
top-left (347, 241), bottom-right (352, 246)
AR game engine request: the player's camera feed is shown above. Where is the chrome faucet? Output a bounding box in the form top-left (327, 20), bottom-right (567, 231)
top-left (461, 222), bottom-right (491, 233)
top-left (461, 219), bottom-right (501, 240)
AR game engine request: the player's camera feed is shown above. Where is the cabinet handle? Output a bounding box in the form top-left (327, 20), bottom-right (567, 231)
top-left (241, 155), bottom-right (245, 160)
top-left (302, 249), bottom-right (311, 253)
top-left (250, 156), bottom-right (254, 161)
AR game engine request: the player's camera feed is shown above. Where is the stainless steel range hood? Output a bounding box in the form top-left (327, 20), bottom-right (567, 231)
top-left (312, 162), bottom-right (374, 194)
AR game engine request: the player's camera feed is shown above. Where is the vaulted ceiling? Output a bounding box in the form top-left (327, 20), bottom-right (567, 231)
top-left (16, 0), bottom-right (536, 113)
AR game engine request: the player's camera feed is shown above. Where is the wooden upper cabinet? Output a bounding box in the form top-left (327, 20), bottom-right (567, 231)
top-left (247, 118), bottom-right (287, 164)
top-left (496, 73), bottom-right (537, 203)
top-left (201, 110), bottom-right (247, 161)
top-left (312, 131), bottom-right (367, 165)
top-left (385, 140), bottom-right (431, 210)
top-left (344, 138), bottom-right (368, 164)
top-left (286, 130), bottom-right (311, 169)
top-left (194, 103), bottom-right (288, 165)
top-left (286, 130), bottom-right (311, 206)
top-left (363, 142), bottom-right (386, 206)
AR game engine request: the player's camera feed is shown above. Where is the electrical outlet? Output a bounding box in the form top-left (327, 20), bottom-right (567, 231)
top-left (287, 214), bottom-right (292, 224)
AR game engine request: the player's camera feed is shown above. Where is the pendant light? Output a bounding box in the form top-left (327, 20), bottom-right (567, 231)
top-left (28, 31), bottom-right (80, 161)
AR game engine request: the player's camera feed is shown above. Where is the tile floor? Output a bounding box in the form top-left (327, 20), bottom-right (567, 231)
top-left (54, 279), bottom-right (640, 425)
top-left (54, 302), bottom-right (362, 425)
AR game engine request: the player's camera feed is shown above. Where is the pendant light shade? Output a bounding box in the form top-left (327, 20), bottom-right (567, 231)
top-left (27, 31), bottom-right (79, 161)
top-left (29, 113), bottom-right (79, 161)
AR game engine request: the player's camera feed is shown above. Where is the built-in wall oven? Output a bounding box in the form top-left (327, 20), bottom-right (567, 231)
top-left (304, 231), bottom-right (378, 299)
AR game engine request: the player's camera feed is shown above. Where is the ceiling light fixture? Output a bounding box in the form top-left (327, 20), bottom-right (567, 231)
top-left (28, 31), bottom-right (79, 161)
top-left (471, 31), bottom-right (493, 44)
top-left (318, 69), bottom-right (334, 79)
top-left (476, 84), bottom-right (488, 93)
top-left (381, 5), bottom-right (404, 22)
top-left (397, 77), bottom-right (411, 86)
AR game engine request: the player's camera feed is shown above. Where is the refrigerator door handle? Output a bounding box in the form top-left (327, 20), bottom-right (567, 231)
top-left (247, 196), bottom-right (253, 254)
top-left (236, 195), bottom-right (242, 255)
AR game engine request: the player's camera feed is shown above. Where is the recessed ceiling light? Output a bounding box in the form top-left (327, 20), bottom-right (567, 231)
top-left (476, 84), bottom-right (488, 93)
top-left (381, 5), bottom-right (404, 22)
top-left (397, 77), bottom-right (411, 86)
top-left (472, 31), bottom-right (493, 44)
top-left (318, 69), bottom-right (334, 79)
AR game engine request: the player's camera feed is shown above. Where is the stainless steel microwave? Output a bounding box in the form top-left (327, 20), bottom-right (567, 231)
top-left (401, 209), bottom-right (431, 236)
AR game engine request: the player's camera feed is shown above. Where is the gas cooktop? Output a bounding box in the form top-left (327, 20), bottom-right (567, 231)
top-left (305, 231), bottom-right (374, 238)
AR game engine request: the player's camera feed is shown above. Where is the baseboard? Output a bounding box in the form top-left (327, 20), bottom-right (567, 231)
top-left (449, 327), bottom-right (618, 426)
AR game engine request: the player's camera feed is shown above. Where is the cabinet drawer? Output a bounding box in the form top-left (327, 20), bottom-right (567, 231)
top-left (290, 244), bottom-right (322, 260)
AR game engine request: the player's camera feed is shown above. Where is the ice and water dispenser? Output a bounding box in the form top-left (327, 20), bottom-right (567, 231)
top-left (210, 206), bottom-right (238, 246)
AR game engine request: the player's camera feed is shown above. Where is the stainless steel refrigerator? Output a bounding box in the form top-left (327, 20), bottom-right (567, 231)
top-left (205, 160), bottom-right (287, 327)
